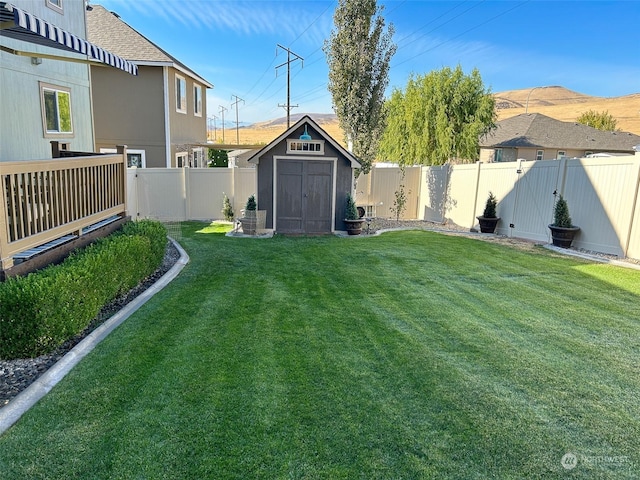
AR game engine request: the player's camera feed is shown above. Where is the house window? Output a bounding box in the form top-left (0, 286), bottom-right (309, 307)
top-left (46, 0), bottom-right (63, 13)
top-left (193, 84), bottom-right (202, 117)
top-left (287, 139), bottom-right (324, 154)
top-left (536, 150), bottom-right (544, 161)
top-left (193, 148), bottom-right (204, 167)
top-left (40, 82), bottom-right (73, 136)
top-left (176, 74), bottom-right (187, 113)
top-left (176, 152), bottom-right (188, 168)
top-left (557, 151), bottom-right (566, 159)
top-left (494, 148), bottom-right (503, 162)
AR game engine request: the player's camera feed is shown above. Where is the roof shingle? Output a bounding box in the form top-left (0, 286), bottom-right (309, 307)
top-left (480, 113), bottom-right (640, 152)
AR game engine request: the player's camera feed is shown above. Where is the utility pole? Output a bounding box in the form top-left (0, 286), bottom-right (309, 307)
top-left (211, 114), bottom-right (218, 141)
top-left (276, 44), bottom-right (303, 129)
top-left (231, 95), bottom-right (245, 145)
top-left (219, 105), bottom-right (228, 143)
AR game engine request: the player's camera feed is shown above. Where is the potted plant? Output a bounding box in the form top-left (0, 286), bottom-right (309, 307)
top-left (477, 191), bottom-right (500, 233)
top-left (344, 193), bottom-right (365, 235)
top-left (240, 194), bottom-right (257, 235)
top-left (548, 194), bottom-right (580, 248)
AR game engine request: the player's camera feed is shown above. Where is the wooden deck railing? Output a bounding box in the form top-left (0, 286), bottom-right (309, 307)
top-left (0, 146), bottom-right (127, 270)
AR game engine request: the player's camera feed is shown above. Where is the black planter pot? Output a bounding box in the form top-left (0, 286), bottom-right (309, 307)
top-left (344, 219), bottom-right (365, 235)
top-left (548, 225), bottom-right (580, 248)
top-left (477, 216), bottom-right (500, 234)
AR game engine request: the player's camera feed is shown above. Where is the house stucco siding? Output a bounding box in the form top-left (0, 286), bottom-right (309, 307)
top-left (167, 67), bottom-right (208, 167)
top-left (0, 0), bottom-right (94, 161)
top-left (91, 65), bottom-right (167, 167)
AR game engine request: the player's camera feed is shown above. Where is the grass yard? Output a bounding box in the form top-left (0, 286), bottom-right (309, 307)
top-left (0, 224), bottom-right (638, 479)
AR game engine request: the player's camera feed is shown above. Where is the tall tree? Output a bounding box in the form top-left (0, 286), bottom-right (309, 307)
top-left (324, 0), bottom-right (396, 173)
top-left (576, 110), bottom-right (619, 131)
top-left (378, 66), bottom-right (496, 166)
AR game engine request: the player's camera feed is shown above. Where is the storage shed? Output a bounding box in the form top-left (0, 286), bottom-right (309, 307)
top-left (247, 116), bottom-right (361, 234)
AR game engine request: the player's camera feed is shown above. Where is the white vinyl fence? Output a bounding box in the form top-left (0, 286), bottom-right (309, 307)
top-left (126, 153), bottom-right (640, 260)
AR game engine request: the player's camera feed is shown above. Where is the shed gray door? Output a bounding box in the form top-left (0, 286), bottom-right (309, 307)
top-left (277, 160), bottom-right (333, 234)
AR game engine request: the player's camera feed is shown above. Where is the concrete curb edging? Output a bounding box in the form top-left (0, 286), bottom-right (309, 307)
top-left (543, 244), bottom-right (640, 270)
top-left (0, 238), bottom-right (189, 436)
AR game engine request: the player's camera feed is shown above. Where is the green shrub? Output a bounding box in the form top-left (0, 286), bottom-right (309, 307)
top-left (482, 192), bottom-right (498, 218)
top-left (345, 193), bottom-right (359, 220)
top-left (0, 220), bottom-right (167, 359)
top-left (222, 194), bottom-right (234, 222)
top-left (552, 195), bottom-right (573, 228)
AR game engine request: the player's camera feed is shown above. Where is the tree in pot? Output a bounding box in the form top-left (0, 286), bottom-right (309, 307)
top-left (477, 191), bottom-right (500, 233)
top-left (344, 193), bottom-right (365, 235)
top-left (548, 194), bottom-right (580, 248)
top-left (241, 194), bottom-right (257, 235)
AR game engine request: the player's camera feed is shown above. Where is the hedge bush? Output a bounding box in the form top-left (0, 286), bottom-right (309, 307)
top-left (0, 220), bottom-right (167, 360)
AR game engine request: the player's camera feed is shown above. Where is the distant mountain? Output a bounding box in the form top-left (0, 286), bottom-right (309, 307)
top-left (493, 86), bottom-right (639, 134)
top-left (246, 113), bottom-right (337, 129)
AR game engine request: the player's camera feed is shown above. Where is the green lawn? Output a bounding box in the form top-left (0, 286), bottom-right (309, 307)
top-left (1, 224), bottom-right (638, 479)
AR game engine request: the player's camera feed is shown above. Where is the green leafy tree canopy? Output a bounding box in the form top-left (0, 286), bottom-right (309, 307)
top-left (324, 0), bottom-right (396, 174)
top-left (576, 110), bottom-right (619, 131)
top-left (378, 65), bottom-right (496, 166)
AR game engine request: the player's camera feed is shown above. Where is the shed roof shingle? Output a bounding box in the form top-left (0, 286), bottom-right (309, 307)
top-left (480, 113), bottom-right (640, 152)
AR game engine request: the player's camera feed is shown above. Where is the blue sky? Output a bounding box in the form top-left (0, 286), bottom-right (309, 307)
top-left (94, 0), bottom-right (640, 126)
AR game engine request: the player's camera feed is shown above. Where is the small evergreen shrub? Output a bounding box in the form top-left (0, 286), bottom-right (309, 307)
top-left (482, 192), bottom-right (498, 218)
top-left (245, 194), bottom-right (257, 212)
top-left (345, 193), bottom-right (359, 220)
top-left (552, 195), bottom-right (573, 228)
top-left (0, 220), bottom-right (167, 359)
top-left (222, 194), bottom-right (234, 222)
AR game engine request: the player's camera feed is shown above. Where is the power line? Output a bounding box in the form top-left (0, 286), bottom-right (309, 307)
top-left (289, 1), bottom-right (336, 47)
top-left (396, 1), bottom-right (484, 50)
top-left (394, 0), bottom-right (530, 68)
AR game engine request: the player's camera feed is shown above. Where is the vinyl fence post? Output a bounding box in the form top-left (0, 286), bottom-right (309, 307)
top-left (469, 161), bottom-right (482, 229)
top-left (623, 159), bottom-right (640, 258)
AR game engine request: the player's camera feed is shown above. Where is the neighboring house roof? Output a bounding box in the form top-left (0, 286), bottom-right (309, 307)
top-left (86, 4), bottom-right (212, 88)
top-left (480, 113), bottom-right (640, 152)
top-left (247, 115), bottom-right (361, 168)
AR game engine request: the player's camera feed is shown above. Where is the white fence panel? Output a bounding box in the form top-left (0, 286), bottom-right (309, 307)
top-left (418, 165), bottom-right (450, 223)
top-left (563, 157), bottom-right (640, 257)
top-left (133, 168), bottom-right (186, 221)
top-left (355, 166), bottom-right (420, 219)
top-left (475, 162), bottom-right (522, 236)
top-left (233, 168), bottom-right (258, 217)
top-left (509, 160), bottom-right (561, 243)
top-left (445, 163), bottom-right (480, 228)
top-left (187, 169), bottom-right (234, 221)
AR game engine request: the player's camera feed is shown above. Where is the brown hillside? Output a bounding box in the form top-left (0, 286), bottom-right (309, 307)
top-left (213, 86), bottom-right (640, 146)
top-left (209, 115), bottom-right (345, 147)
top-left (495, 86), bottom-right (640, 135)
